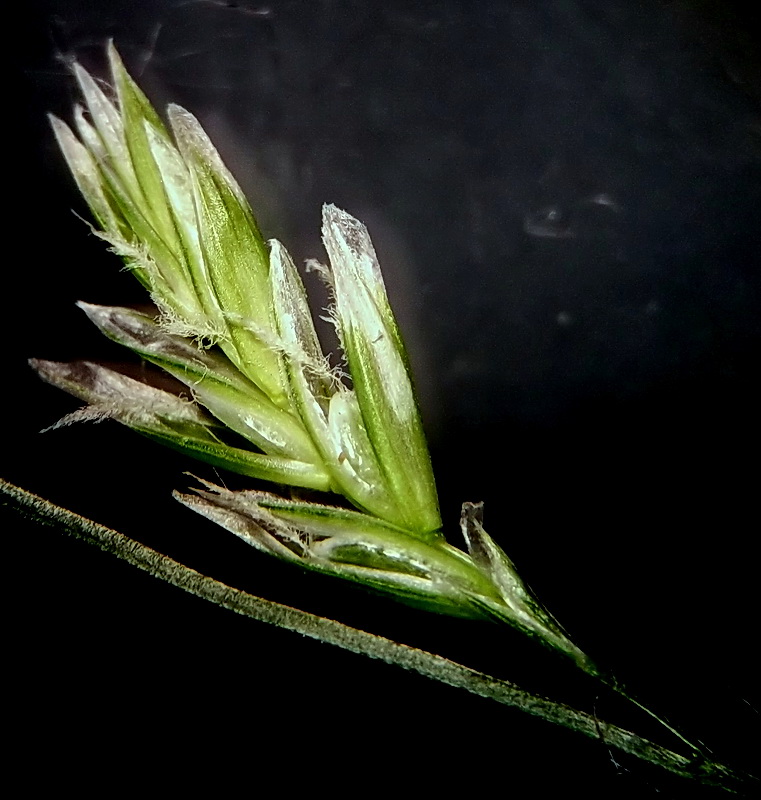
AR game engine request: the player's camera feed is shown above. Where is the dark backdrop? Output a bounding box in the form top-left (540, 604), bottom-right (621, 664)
top-left (7, 2), bottom-right (760, 796)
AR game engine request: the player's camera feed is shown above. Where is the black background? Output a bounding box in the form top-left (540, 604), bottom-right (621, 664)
top-left (7, 2), bottom-right (760, 796)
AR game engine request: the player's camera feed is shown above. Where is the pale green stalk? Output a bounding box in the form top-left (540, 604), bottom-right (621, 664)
top-left (1, 479), bottom-right (754, 795)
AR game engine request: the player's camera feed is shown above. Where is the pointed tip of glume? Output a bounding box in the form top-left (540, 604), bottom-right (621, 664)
top-left (76, 300), bottom-right (105, 321)
top-left (322, 203), bottom-right (347, 223)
